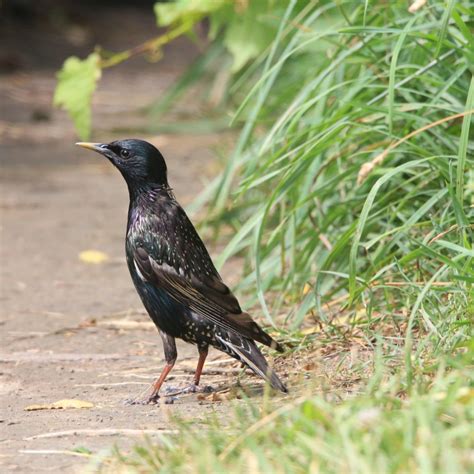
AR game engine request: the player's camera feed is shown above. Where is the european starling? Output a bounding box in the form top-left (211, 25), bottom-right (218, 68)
top-left (77, 139), bottom-right (287, 402)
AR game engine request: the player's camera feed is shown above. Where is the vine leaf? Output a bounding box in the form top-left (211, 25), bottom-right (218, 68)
top-left (53, 53), bottom-right (102, 140)
top-left (154, 0), bottom-right (225, 27)
top-left (155, 0), bottom-right (277, 72)
top-left (220, 6), bottom-right (275, 72)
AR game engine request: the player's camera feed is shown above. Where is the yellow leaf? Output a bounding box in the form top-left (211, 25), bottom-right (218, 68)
top-left (408, 0), bottom-right (427, 13)
top-left (457, 387), bottom-right (474, 404)
top-left (79, 250), bottom-right (109, 264)
top-left (25, 399), bottom-right (94, 411)
top-left (433, 387), bottom-right (474, 404)
top-left (301, 327), bottom-right (320, 336)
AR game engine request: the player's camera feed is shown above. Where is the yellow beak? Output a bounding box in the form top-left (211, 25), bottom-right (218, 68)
top-left (75, 142), bottom-right (104, 153)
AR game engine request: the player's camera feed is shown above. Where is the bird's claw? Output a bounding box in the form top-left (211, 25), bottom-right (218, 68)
top-left (164, 384), bottom-right (214, 396)
top-left (164, 396), bottom-right (178, 404)
top-left (163, 385), bottom-right (180, 395)
top-left (185, 384), bottom-right (214, 394)
top-left (124, 393), bottom-right (161, 405)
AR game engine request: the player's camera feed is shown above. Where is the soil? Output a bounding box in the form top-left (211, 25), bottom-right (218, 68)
top-left (0, 4), bottom-right (276, 472)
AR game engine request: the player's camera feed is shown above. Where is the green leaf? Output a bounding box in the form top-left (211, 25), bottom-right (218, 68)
top-left (221, 3), bottom-right (277, 72)
top-left (154, 0), bottom-right (226, 28)
top-left (456, 75), bottom-right (474, 203)
top-left (53, 53), bottom-right (101, 140)
top-left (155, 0), bottom-right (278, 72)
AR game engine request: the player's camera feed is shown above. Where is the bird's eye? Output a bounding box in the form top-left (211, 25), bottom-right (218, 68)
top-left (120, 149), bottom-right (130, 159)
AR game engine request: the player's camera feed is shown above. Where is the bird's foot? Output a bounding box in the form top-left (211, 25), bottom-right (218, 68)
top-left (163, 384), bottom-right (214, 397)
top-left (163, 396), bottom-right (178, 404)
top-left (125, 384), bottom-right (214, 404)
top-left (184, 384), bottom-right (214, 394)
top-left (124, 392), bottom-right (161, 406)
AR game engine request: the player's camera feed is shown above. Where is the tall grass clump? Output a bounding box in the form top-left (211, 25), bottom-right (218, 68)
top-left (195, 1), bottom-right (473, 351)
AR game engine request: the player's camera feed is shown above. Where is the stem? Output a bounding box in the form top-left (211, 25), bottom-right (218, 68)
top-left (99, 22), bottom-right (193, 69)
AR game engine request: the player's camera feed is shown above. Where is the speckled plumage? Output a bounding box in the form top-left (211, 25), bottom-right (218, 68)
top-left (77, 139), bottom-right (287, 400)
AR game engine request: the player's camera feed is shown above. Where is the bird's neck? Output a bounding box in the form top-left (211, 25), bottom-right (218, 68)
top-left (127, 182), bottom-right (171, 203)
top-left (127, 183), bottom-right (173, 229)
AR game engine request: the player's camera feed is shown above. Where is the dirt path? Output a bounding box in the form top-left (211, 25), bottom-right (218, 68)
top-left (0, 135), bottom-right (242, 472)
top-left (0, 5), bottom-right (254, 472)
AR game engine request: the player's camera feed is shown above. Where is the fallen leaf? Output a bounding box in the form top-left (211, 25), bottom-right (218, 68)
top-left (433, 387), bottom-right (473, 404)
top-left (357, 407), bottom-right (381, 427)
top-left (457, 387), bottom-right (474, 404)
top-left (79, 318), bottom-right (97, 328)
top-left (408, 0), bottom-right (427, 13)
top-left (301, 327), bottom-right (320, 336)
top-left (79, 250), bottom-right (109, 264)
top-left (25, 399), bottom-right (94, 411)
top-left (197, 389), bottom-right (234, 402)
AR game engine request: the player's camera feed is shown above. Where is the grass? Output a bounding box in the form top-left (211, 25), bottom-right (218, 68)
top-left (95, 342), bottom-right (473, 473)
top-left (93, 302), bottom-right (472, 473)
top-left (89, 1), bottom-right (472, 472)
top-left (198, 2), bottom-right (474, 330)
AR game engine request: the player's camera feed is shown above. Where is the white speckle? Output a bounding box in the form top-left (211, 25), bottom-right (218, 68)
top-left (134, 260), bottom-right (146, 281)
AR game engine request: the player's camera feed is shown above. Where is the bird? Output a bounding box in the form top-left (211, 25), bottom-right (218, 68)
top-left (76, 139), bottom-right (287, 403)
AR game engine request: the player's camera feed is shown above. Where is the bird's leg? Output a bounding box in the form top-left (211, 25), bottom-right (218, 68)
top-left (126, 332), bottom-right (177, 405)
top-left (147, 332), bottom-right (178, 402)
top-left (164, 345), bottom-right (213, 396)
top-left (193, 345), bottom-right (208, 386)
top-left (146, 360), bottom-right (175, 402)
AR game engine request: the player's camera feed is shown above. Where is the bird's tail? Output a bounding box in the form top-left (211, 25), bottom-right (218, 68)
top-left (216, 332), bottom-right (288, 393)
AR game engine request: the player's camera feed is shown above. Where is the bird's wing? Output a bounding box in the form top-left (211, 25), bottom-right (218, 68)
top-left (133, 245), bottom-right (281, 350)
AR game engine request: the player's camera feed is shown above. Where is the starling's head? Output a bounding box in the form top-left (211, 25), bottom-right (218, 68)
top-left (76, 139), bottom-right (168, 189)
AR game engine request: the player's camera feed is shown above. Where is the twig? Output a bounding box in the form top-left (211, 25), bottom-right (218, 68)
top-left (357, 109), bottom-right (474, 184)
top-left (204, 358), bottom-right (236, 366)
top-left (324, 294), bottom-right (349, 308)
top-left (318, 234), bottom-right (333, 251)
top-left (24, 428), bottom-right (178, 441)
top-left (374, 281), bottom-right (451, 287)
top-left (18, 449), bottom-right (92, 458)
top-left (181, 367), bottom-right (242, 375)
top-left (427, 224), bottom-right (472, 244)
top-left (100, 23), bottom-right (191, 68)
top-left (408, 0), bottom-right (427, 13)
top-left (74, 382), bottom-right (149, 387)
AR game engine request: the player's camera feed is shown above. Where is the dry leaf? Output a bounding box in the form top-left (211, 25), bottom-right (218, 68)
top-left (408, 0), bottom-right (427, 13)
top-left (25, 399), bottom-right (94, 411)
top-left (457, 387), bottom-right (473, 404)
top-left (433, 387), bottom-right (473, 403)
top-left (79, 318), bottom-right (97, 328)
top-left (197, 390), bottom-right (232, 402)
top-left (303, 362), bottom-right (317, 371)
top-left (301, 327), bottom-right (320, 336)
top-left (79, 250), bottom-right (109, 264)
